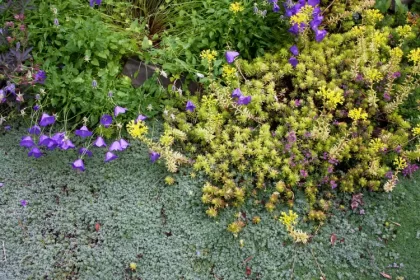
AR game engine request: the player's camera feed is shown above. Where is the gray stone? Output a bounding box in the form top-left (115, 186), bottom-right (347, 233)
top-left (122, 57), bottom-right (201, 93)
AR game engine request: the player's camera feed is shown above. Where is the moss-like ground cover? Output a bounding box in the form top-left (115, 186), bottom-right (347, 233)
top-left (1, 128), bottom-right (419, 280)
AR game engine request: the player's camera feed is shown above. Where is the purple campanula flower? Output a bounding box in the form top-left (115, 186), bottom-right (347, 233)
top-left (231, 88), bottom-right (243, 99)
top-left (310, 14), bottom-right (323, 30)
top-left (315, 29), bottom-right (327, 42)
top-left (186, 100), bottom-right (196, 112)
top-left (39, 113), bottom-right (55, 127)
top-left (100, 114), bottom-right (112, 127)
top-left (308, 0), bottom-right (320, 6)
top-left (33, 105), bottom-right (40, 111)
top-left (150, 151), bottom-right (160, 163)
top-left (290, 45), bottom-right (299, 56)
top-left (34, 70), bottom-right (47, 84)
top-left (72, 159), bottom-right (85, 171)
top-left (330, 180), bottom-right (337, 189)
top-left (60, 139), bottom-right (75, 150)
top-left (28, 147), bottom-right (42, 158)
top-left (105, 151), bottom-right (118, 162)
top-left (313, 7), bottom-right (321, 15)
top-left (4, 125), bottom-right (11, 130)
top-left (109, 140), bottom-right (122, 151)
top-left (54, 18), bottom-right (59, 26)
top-left (273, 3), bottom-right (280, 12)
top-left (114, 106), bottom-right (127, 117)
top-left (28, 125), bottom-right (41, 135)
top-left (78, 147), bottom-right (93, 157)
top-left (289, 56), bottom-right (298, 68)
top-left (94, 136), bottom-right (106, 147)
top-left (90, 0), bottom-right (102, 7)
top-left (5, 83), bottom-right (15, 95)
top-left (0, 90), bottom-right (5, 102)
top-left (20, 136), bottom-right (35, 148)
top-left (51, 132), bottom-right (65, 145)
top-left (92, 80), bottom-right (98, 88)
top-left (119, 138), bottom-right (129, 150)
top-left (237, 95), bottom-right (251, 105)
top-left (136, 114), bottom-right (147, 122)
top-left (20, 199), bottom-right (27, 207)
top-left (225, 51), bottom-right (239, 64)
top-left (75, 125), bottom-right (93, 138)
top-left (38, 135), bottom-right (51, 146)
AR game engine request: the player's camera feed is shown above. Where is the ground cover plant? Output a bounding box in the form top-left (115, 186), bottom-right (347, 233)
top-left (0, 0), bottom-right (419, 279)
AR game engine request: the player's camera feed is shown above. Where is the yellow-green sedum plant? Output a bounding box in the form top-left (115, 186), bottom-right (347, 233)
top-left (127, 3), bottom-right (420, 232)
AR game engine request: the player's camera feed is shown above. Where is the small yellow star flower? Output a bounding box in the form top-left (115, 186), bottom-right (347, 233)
top-left (229, 2), bottom-right (244, 13)
top-left (129, 262), bottom-right (137, 271)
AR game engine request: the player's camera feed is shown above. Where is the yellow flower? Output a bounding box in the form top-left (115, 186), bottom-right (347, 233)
top-left (413, 125), bottom-right (420, 136)
top-left (222, 64), bottom-right (237, 80)
top-left (348, 108), bottom-right (368, 121)
top-left (370, 138), bottom-right (387, 152)
top-left (164, 176), bottom-right (175, 185)
top-left (200, 49), bottom-right (218, 63)
top-left (317, 86), bottom-right (344, 110)
top-left (279, 210), bottom-right (298, 229)
top-left (129, 263), bottom-right (137, 271)
top-left (126, 120), bottom-right (148, 139)
top-left (363, 9), bottom-right (384, 24)
top-left (229, 2), bottom-right (244, 13)
top-left (290, 5), bottom-right (314, 25)
top-left (394, 157), bottom-right (407, 170)
top-left (289, 228), bottom-right (310, 244)
top-left (364, 68), bottom-right (383, 83)
top-left (206, 207), bottom-right (218, 217)
top-left (395, 25), bottom-right (412, 38)
top-left (408, 48), bottom-right (420, 64)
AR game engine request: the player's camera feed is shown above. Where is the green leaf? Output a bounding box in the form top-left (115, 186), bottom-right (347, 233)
top-left (91, 58), bottom-right (99, 66)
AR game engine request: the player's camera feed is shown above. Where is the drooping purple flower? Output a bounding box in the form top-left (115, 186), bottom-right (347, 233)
top-left (225, 51), bottom-right (240, 64)
top-left (34, 70), bottom-right (47, 84)
top-left (39, 113), bottom-right (55, 127)
top-left (90, 0), bottom-right (102, 7)
top-left (75, 125), bottom-right (93, 138)
top-left (5, 83), bottom-right (15, 95)
top-left (289, 56), bottom-right (298, 68)
top-left (60, 139), bottom-right (75, 150)
top-left (100, 114), bottom-right (113, 128)
top-left (237, 95), bottom-right (252, 105)
top-left (33, 105), bottom-right (40, 111)
top-left (94, 136), bottom-right (107, 147)
top-left (72, 159), bottom-right (85, 171)
top-left (20, 199), bottom-right (27, 207)
top-left (92, 80), bottom-right (98, 88)
top-left (51, 132), bottom-right (65, 145)
top-left (105, 151), bottom-right (118, 162)
top-left (310, 14), bottom-right (324, 31)
top-left (150, 151), bottom-right (160, 163)
top-left (289, 23), bottom-right (307, 35)
top-left (20, 136), bottom-right (35, 148)
top-left (28, 147), bottom-right (42, 158)
top-left (119, 138), bottom-right (129, 150)
top-left (114, 106), bottom-right (127, 117)
top-left (38, 135), bottom-right (51, 146)
top-left (4, 125), bottom-right (11, 130)
top-left (313, 6), bottom-right (321, 16)
top-left (28, 125), bottom-right (41, 135)
top-left (186, 100), bottom-right (196, 112)
top-left (78, 147), bottom-right (93, 157)
top-left (0, 90), bottom-right (5, 103)
top-left (231, 88), bottom-right (243, 99)
top-left (109, 140), bottom-right (122, 151)
top-left (136, 114), bottom-right (147, 122)
top-left (315, 29), bottom-right (328, 42)
top-left (273, 3), bottom-right (280, 12)
top-left (290, 45), bottom-right (299, 56)
top-left (308, 0), bottom-right (320, 7)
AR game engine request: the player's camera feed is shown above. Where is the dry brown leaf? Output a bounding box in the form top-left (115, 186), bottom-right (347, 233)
top-left (330, 233), bottom-right (337, 246)
top-left (380, 272), bottom-right (392, 279)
